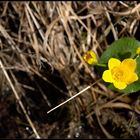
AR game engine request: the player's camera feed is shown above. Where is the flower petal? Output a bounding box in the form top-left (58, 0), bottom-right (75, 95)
top-left (83, 50), bottom-right (98, 65)
top-left (102, 70), bottom-right (114, 83)
top-left (121, 58), bottom-right (136, 72)
top-left (113, 81), bottom-right (127, 90)
top-left (136, 47), bottom-right (140, 55)
top-left (126, 73), bottom-right (138, 84)
top-left (108, 58), bottom-right (121, 70)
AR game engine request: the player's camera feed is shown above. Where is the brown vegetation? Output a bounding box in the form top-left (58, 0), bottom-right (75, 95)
top-left (0, 1), bottom-right (140, 138)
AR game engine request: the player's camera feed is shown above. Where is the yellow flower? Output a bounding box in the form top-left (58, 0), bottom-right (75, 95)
top-left (136, 47), bottom-right (140, 55)
top-left (83, 50), bottom-right (98, 65)
top-left (102, 58), bottom-right (138, 90)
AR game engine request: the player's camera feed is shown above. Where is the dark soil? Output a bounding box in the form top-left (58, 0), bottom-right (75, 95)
top-left (0, 1), bottom-right (140, 139)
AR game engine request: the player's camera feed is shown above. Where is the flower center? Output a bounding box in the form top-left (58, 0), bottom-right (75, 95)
top-left (85, 53), bottom-right (92, 60)
top-left (111, 67), bottom-right (126, 82)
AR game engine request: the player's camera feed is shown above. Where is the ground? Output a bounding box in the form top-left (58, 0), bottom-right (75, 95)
top-left (0, 1), bottom-right (140, 138)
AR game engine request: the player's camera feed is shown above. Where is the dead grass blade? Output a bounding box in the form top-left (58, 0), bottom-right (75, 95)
top-left (95, 106), bottom-right (114, 139)
top-left (0, 59), bottom-right (41, 139)
top-left (47, 79), bottom-right (101, 114)
top-left (99, 102), bottom-right (133, 110)
top-left (103, 6), bottom-right (118, 40)
top-left (25, 3), bottom-right (45, 40)
top-left (25, 5), bottom-right (40, 65)
top-left (108, 3), bottom-right (140, 16)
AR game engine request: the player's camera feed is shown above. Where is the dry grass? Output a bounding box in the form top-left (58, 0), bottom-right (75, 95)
top-left (0, 1), bottom-right (140, 138)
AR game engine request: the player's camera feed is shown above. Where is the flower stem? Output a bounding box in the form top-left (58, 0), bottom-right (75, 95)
top-left (133, 54), bottom-right (139, 59)
top-left (96, 63), bottom-right (107, 67)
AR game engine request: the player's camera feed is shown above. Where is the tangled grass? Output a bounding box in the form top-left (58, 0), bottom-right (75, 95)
top-left (0, 1), bottom-right (140, 138)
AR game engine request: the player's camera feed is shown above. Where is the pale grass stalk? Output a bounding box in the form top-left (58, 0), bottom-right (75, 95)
top-left (0, 60), bottom-right (41, 139)
top-left (57, 4), bottom-right (96, 79)
top-left (25, 7), bottom-right (40, 65)
top-left (119, 1), bottom-right (129, 8)
top-left (31, 2), bottom-right (47, 27)
top-left (98, 25), bottom-right (112, 43)
top-left (0, 24), bottom-right (31, 73)
top-left (57, 3), bottom-right (109, 95)
top-left (25, 3), bottom-right (45, 41)
top-left (47, 79), bottom-right (101, 114)
top-left (104, 6), bottom-right (118, 40)
top-left (99, 102), bottom-right (133, 110)
top-left (109, 3), bottom-right (140, 16)
top-left (95, 106), bottom-right (114, 139)
top-left (86, 92), bottom-right (130, 118)
top-left (129, 19), bottom-right (137, 34)
top-left (62, 2), bottom-right (102, 54)
top-left (43, 17), bottom-right (60, 44)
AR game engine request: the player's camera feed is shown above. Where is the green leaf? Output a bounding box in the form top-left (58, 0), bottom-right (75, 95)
top-left (136, 56), bottom-right (140, 77)
top-left (99, 37), bottom-right (140, 64)
top-left (98, 37), bottom-right (140, 94)
top-left (108, 79), bottom-right (140, 94)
